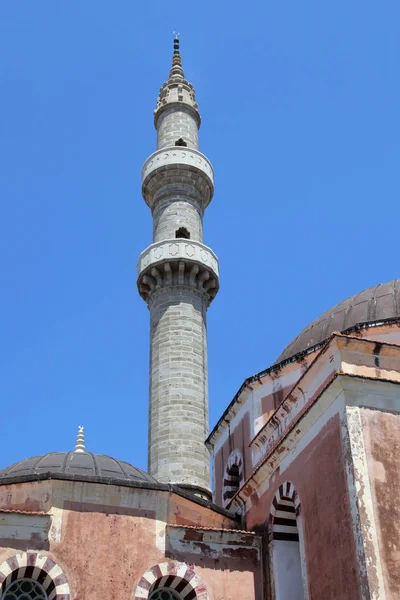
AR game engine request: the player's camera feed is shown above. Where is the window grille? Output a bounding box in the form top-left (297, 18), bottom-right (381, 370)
top-left (2, 579), bottom-right (47, 600)
top-left (149, 589), bottom-right (183, 600)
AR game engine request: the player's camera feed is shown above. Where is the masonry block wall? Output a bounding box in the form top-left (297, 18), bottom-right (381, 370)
top-left (152, 195), bottom-right (203, 243)
top-left (157, 107), bottom-right (199, 149)
top-left (148, 288), bottom-right (209, 486)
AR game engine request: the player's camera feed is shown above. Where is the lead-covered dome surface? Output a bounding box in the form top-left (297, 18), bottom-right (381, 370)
top-left (276, 279), bottom-right (400, 364)
top-left (0, 452), bottom-right (157, 486)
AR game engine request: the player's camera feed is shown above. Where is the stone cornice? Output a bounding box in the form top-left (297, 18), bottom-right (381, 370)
top-left (137, 240), bottom-right (219, 306)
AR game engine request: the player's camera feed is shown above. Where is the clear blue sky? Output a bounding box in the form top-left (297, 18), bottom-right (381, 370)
top-left (1, 1), bottom-right (399, 472)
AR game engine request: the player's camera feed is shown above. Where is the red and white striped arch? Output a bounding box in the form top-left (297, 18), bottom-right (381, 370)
top-left (0, 552), bottom-right (70, 599)
top-left (135, 561), bottom-right (209, 600)
top-left (269, 481), bottom-right (301, 542)
top-left (222, 449), bottom-right (244, 507)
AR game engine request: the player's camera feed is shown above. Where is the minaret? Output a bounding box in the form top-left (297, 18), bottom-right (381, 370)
top-left (137, 35), bottom-right (219, 499)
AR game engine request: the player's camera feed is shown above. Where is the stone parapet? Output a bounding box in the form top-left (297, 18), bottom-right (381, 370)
top-left (137, 240), bottom-right (219, 305)
top-left (142, 147), bottom-right (214, 209)
top-left (138, 239), bottom-right (219, 278)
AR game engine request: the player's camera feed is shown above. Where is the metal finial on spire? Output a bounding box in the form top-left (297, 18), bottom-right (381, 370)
top-left (173, 31), bottom-right (180, 55)
top-left (74, 425), bottom-right (86, 453)
top-left (169, 33), bottom-right (184, 79)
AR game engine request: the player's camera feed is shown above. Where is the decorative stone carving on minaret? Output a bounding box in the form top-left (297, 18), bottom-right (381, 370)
top-left (137, 36), bottom-right (219, 499)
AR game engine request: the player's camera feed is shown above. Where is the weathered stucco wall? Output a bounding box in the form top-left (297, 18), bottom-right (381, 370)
top-left (362, 407), bottom-right (400, 599)
top-left (0, 510), bottom-right (50, 551)
top-left (210, 355), bottom-right (316, 507)
top-left (213, 412), bottom-right (251, 507)
top-left (166, 525), bottom-right (263, 600)
top-left (0, 479), bottom-right (259, 600)
top-left (168, 492), bottom-right (234, 528)
top-left (55, 502), bottom-right (163, 599)
top-left (247, 414), bottom-right (361, 599)
top-left (0, 481), bottom-right (53, 513)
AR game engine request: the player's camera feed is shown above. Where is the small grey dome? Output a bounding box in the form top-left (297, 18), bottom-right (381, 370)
top-left (0, 452), bottom-right (157, 486)
top-left (276, 279), bottom-right (400, 364)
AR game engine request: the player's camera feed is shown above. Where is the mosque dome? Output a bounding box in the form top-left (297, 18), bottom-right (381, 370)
top-left (0, 452), bottom-right (158, 487)
top-left (276, 279), bottom-right (400, 364)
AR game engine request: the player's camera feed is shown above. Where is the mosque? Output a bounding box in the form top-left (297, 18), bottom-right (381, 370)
top-left (0, 36), bottom-right (399, 600)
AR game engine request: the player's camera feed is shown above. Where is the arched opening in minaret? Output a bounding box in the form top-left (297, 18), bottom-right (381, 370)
top-left (175, 138), bottom-right (187, 147)
top-left (175, 227), bottom-right (190, 239)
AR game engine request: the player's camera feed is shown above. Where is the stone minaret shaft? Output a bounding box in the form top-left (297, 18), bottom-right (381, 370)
top-left (137, 37), bottom-right (219, 498)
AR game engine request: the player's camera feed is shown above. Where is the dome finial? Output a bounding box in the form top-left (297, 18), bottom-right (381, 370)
top-left (74, 425), bottom-right (85, 453)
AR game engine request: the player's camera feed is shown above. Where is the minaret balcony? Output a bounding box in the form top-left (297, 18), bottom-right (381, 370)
top-left (141, 147), bottom-right (214, 209)
top-left (137, 239), bottom-right (219, 305)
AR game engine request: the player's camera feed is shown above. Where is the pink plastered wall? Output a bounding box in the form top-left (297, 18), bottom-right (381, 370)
top-left (247, 414), bottom-right (362, 599)
top-left (362, 408), bottom-right (400, 599)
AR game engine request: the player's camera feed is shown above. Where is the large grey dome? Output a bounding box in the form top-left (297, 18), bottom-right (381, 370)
top-left (0, 452), bottom-right (158, 486)
top-left (276, 279), bottom-right (400, 364)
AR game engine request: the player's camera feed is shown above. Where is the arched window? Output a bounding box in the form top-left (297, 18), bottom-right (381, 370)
top-left (175, 138), bottom-right (187, 147)
top-left (135, 561), bottom-right (209, 600)
top-left (269, 483), bottom-right (307, 600)
top-left (222, 449), bottom-right (244, 507)
top-left (2, 578), bottom-right (47, 600)
top-left (0, 552), bottom-right (70, 600)
top-left (175, 227), bottom-right (190, 239)
top-left (149, 589), bottom-right (183, 600)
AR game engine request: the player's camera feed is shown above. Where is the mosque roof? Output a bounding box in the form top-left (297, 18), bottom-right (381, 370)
top-left (275, 279), bottom-right (400, 363)
top-left (0, 452), bottom-right (158, 487)
top-left (207, 279), bottom-right (400, 447)
top-left (0, 448), bottom-right (237, 520)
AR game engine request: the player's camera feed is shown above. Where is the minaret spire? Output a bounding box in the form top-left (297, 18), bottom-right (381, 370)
top-left (137, 39), bottom-right (219, 499)
top-left (169, 32), bottom-right (184, 79)
top-left (74, 425), bottom-right (85, 453)
top-left (154, 34), bottom-right (199, 126)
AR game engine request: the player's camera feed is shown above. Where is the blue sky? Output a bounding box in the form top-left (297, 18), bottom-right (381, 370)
top-left (0, 1), bottom-right (399, 472)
